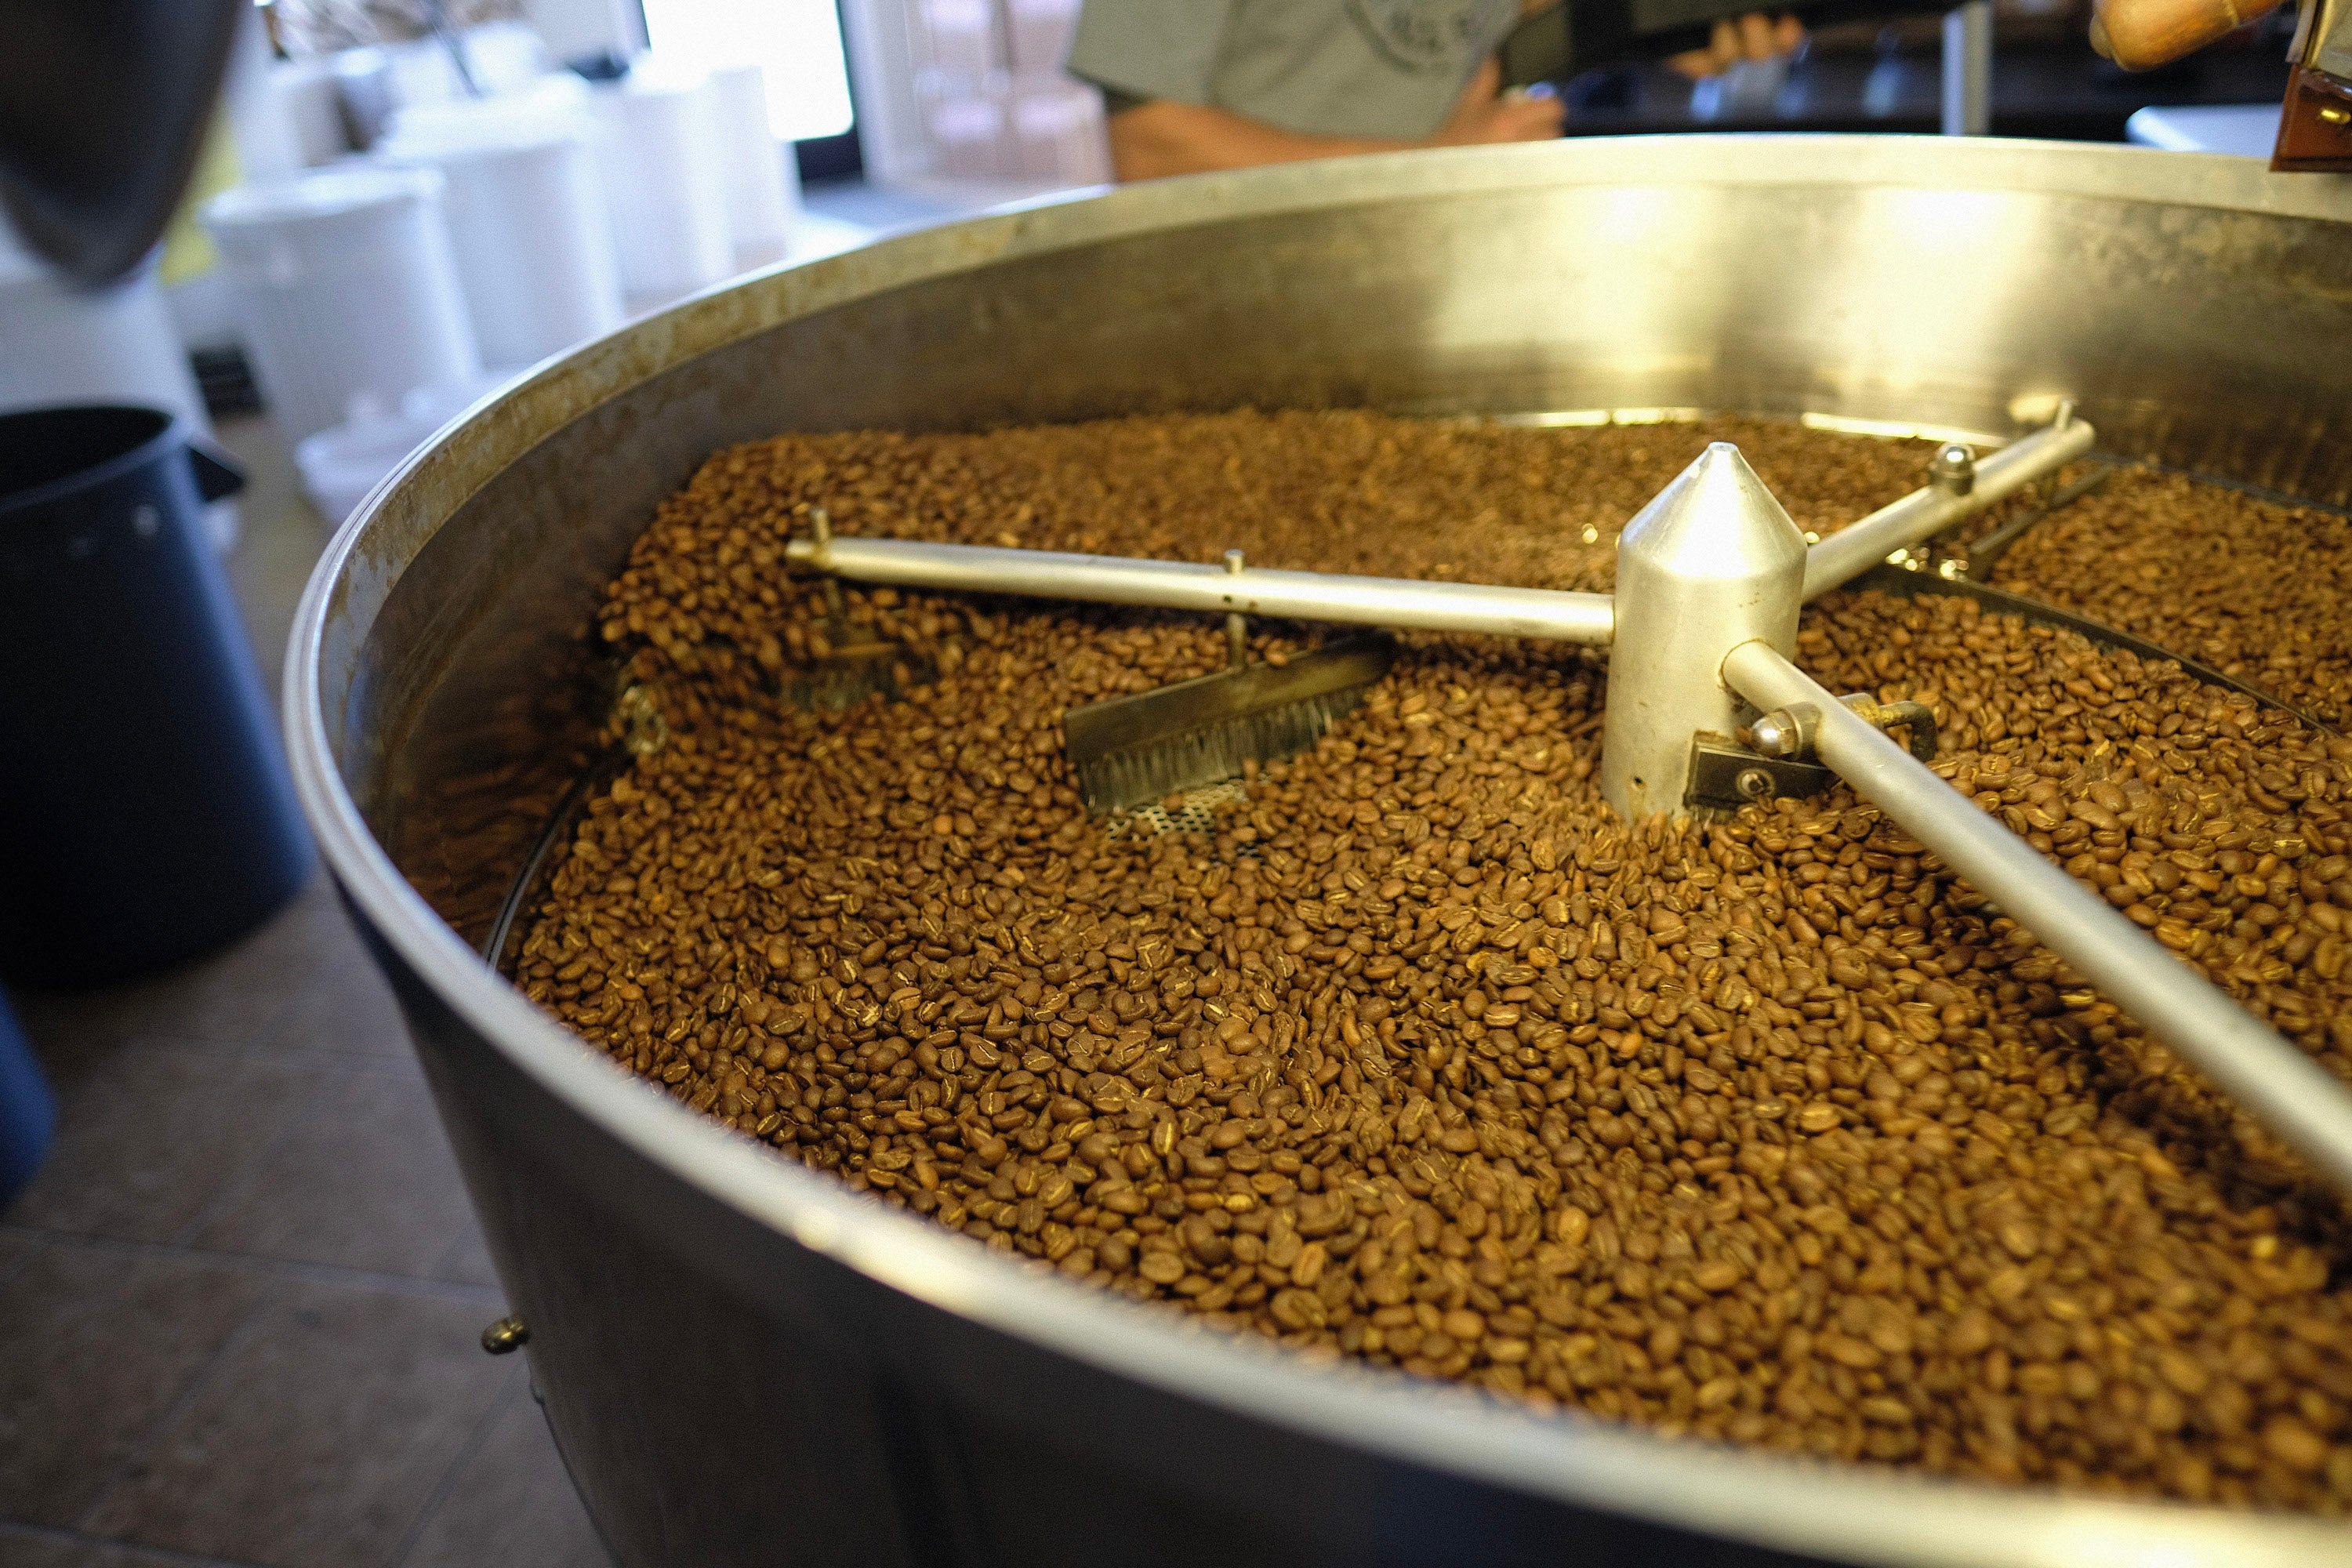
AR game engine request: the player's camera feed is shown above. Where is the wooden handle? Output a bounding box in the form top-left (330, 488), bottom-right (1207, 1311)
top-left (2090, 0), bottom-right (2287, 69)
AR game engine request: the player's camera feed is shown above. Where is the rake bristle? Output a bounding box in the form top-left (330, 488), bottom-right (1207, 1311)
top-left (1073, 684), bottom-right (1371, 815)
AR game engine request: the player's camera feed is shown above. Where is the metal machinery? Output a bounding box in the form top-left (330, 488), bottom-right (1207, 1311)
top-left (288, 137), bottom-right (2352, 1567)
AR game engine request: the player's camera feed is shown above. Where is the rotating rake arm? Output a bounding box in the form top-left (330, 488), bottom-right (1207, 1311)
top-left (784, 408), bottom-right (2093, 644)
top-left (782, 534), bottom-right (1619, 644)
top-left (1722, 638), bottom-right (2352, 1198)
top-left (1801, 412), bottom-right (2098, 600)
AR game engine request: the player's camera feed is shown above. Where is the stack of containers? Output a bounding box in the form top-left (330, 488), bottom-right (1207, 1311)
top-left (909, 0), bottom-right (1108, 185)
top-left (915, 0), bottom-right (1014, 179)
top-left (707, 64), bottom-right (800, 269)
top-left (586, 65), bottom-right (736, 311)
top-left (203, 51), bottom-right (808, 521)
top-left (377, 82), bottom-right (624, 372)
top-left (1004, 0), bottom-right (1109, 186)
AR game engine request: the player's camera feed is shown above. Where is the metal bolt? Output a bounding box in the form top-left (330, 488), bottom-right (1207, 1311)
top-left (1750, 705), bottom-right (1809, 759)
top-left (1735, 767), bottom-right (1774, 800)
top-left (481, 1316), bottom-right (530, 1355)
top-left (1929, 442), bottom-right (1976, 496)
top-left (2321, 107), bottom-right (2350, 125)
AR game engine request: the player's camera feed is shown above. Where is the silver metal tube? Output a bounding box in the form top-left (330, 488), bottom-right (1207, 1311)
top-left (1602, 442), bottom-right (1808, 819)
top-left (1722, 639), bottom-right (2352, 1197)
top-left (1802, 417), bottom-right (2095, 600)
top-left (1942, 0), bottom-right (1994, 136)
top-left (785, 535), bottom-right (1617, 644)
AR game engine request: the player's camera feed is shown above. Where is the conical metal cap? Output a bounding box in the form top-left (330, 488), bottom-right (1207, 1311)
top-left (1617, 441), bottom-right (1807, 582)
top-left (1601, 441), bottom-right (1810, 822)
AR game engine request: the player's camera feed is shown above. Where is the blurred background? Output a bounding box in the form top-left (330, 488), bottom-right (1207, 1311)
top-left (2, 0), bottom-right (2300, 533)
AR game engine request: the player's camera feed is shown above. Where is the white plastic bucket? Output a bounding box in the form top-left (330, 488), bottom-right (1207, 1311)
top-left (379, 94), bottom-right (622, 372)
top-left (203, 167), bottom-right (481, 445)
top-left (707, 64), bottom-right (800, 269)
top-left (586, 71), bottom-right (735, 309)
top-left (0, 222), bottom-right (208, 433)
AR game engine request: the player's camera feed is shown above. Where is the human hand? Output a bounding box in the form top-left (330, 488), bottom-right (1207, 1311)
top-left (1668, 13), bottom-right (1806, 78)
top-left (1432, 57), bottom-right (1568, 146)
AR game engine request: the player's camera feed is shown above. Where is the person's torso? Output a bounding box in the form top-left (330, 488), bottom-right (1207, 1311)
top-left (1207, 0), bottom-right (1525, 139)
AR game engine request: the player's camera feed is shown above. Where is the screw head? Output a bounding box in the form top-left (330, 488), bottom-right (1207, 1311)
top-left (1735, 767), bottom-right (1774, 800)
top-left (1929, 442), bottom-right (1977, 495)
top-left (481, 1316), bottom-right (530, 1355)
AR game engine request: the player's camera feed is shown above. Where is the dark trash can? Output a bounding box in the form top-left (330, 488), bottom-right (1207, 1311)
top-left (0, 404), bottom-right (314, 988)
top-left (0, 989), bottom-right (53, 1208)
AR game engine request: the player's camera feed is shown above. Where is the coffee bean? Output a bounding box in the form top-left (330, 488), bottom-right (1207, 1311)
top-left (517, 412), bottom-right (2352, 1512)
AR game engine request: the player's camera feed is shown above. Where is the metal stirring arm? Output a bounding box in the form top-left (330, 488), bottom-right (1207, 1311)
top-left (786, 411), bottom-right (2092, 645)
top-left (783, 534), bottom-right (1620, 644)
top-left (1802, 415), bottom-right (2096, 600)
top-left (1723, 637), bottom-right (2352, 1198)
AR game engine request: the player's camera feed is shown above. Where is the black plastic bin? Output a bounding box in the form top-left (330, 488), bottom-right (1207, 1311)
top-left (0, 405), bottom-right (314, 988)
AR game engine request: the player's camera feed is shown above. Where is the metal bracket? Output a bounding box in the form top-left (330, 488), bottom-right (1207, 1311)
top-left (1686, 732), bottom-right (1834, 814)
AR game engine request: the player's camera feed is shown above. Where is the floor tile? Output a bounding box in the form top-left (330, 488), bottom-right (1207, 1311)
top-left (397, 1387), bottom-right (608, 1568)
top-left (0, 1247), bottom-right (269, 1530)
top-left (184, 1072), bottom-right (477, 1279)
top-left (14, 880), bottom-right (356, 1069)
top-left (0, 1521), bottom-right (254, 1566)
top-left (82, 1280), bottom-right (512, 1568)
top-left (216, 415), bottom-right (328, 697)
top-left (0, 1230), bottom-right (38, 1289)
top-left (428, 1221), bottom-right (499, 1293)
top-left (260, 951), bottom-right (415, 1065)
top-left (6, 1047), bottom-right (327, 1245)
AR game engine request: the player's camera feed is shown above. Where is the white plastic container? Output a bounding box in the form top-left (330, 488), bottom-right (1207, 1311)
top-left (926, 91), bottom-right (1014, 180)
top-left (0, 216), bottom-right (238, 552)
top-left (707, 64), bottom-right (799, 269)
top-left (379, 94), bottom-right (622, 372)
top-left (0, 221), bottom-right (209, 430)
top-left (1005, 0), bottom-right (1083, 77)
top-left (916, 0), bottom-right (1004, 80)
top-left (586, 71), bottom-right (735, 310)
top-left (270, 58), bottom-right (352, 167)
top-left (203, 168), bottom-right (481, 444)
top-left (1009, 80), bottom-right (1110, 185)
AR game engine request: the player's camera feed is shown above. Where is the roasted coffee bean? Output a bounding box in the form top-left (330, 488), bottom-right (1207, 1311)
top-left (1987, 467), bottom-right (2352, 727)
top-left (519, 412), bottom-right (2352, 1512)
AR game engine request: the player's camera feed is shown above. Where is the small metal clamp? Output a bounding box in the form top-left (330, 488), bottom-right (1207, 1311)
top-left (1750, 695), bottom-right (1940, 764)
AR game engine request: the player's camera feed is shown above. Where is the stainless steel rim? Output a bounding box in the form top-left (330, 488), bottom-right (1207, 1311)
top-left (283, 135), bottom-right (2352, 1567)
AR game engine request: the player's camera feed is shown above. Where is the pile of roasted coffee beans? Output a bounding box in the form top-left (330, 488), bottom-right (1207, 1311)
top-left (1989, 470), bottom-right (2352, 728)
top-left (517, 411), bottom-right (2352, 1509)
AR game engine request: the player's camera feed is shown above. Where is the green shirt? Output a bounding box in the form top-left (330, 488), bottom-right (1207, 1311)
top-left (1067, 0), bottom-right (1525, 140)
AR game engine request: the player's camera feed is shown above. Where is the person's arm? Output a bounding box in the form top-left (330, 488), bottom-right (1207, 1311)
top-left (1108, 57), bottom-right (1566, 181)
top-left (2089, 0), bottom-right (2286, 68)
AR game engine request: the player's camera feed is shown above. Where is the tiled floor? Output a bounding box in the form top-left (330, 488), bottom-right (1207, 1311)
top-left (0, 416), bottom-right (609, 1568)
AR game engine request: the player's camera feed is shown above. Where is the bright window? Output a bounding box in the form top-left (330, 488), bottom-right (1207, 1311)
top-left (639, 0), bottom-right (855, 140)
